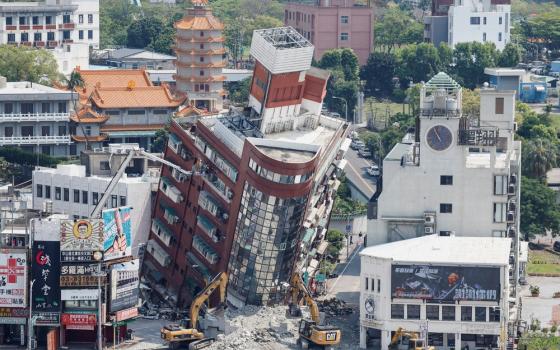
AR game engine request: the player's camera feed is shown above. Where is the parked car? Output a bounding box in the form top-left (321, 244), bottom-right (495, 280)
top-left (553, 241), bottom-right (560, 252)
top-left (331, 112), bottom-right (341, 118)
top-left (367, 164), bottom-right (380, 177)
top-left (358, 148), bottom-right (372, 158)
top-left (351, 140), bottom-right (365, 150)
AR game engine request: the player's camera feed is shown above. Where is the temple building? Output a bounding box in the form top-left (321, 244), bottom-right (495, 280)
top-left (174, 0), bottom-right (226, 112)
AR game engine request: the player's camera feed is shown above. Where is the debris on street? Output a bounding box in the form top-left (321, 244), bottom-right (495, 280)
top-left (318, 297), bottom-right (354, 316)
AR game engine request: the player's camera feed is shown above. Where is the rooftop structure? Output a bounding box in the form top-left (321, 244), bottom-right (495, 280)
top-left (92, 48), bottom-right (177, 70)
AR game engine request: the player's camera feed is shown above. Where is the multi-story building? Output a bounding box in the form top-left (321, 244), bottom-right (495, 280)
top-left (0, 76), bottom-right (76, 156)
top-left (424, 0), bottom-right (511, 50)
top-left (359, 235), bottom-right (511, 350)
top-left (366, 72), bottom-right (521, 294)
top-left (0, 0), bottom-right (100, 74)
top-left (143, 27), bottom-right (349, 307)
top-left (174, 0), bottom-right (226, 112)
top-left (284, 0), bottom-right (374, 65)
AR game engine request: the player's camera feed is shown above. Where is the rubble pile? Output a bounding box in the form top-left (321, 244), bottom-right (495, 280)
top-left (318, 297), bottom-right (354, 317)
top-left (206, 305), bottom-right (299, 350)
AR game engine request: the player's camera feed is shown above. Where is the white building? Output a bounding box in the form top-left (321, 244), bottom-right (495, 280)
top-left (367, 72), bottom-right (521, 290)
top-left (32, 164), bottom-right (152, 256)
top-left (424, 0), bottom-right (511, 50)
top-left (359, 235), bottom-right (511, 350)
top-left (0, 0), bottom-right (99, 74)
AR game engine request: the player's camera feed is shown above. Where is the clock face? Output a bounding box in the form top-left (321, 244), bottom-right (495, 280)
top-left (365, 298), bottom-right (375, 314)
top-left (426, 125), bottom-right (453, 151)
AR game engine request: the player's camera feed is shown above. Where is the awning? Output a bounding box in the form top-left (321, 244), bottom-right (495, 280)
top-left (302, 228), bottom-right (316, 244)
top-left (303, 259), bottom-right (320, 276)
top-left (335, 159), bottom-right (348, 170)
top-left (317, 241), bottom-right (329, 255)
top-left (340, 138), bottom-right (351, 153)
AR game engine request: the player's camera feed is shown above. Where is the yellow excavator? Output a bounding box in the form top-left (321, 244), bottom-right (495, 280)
top-left (389, 327), bottom-right (435, 350)
top-left (288, 273), bottom-right (341, 349)
top-left (161, 272), bottom-right (228, 350)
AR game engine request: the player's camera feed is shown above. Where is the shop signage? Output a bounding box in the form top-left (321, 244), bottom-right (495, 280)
top-left (60, 275), bottom-right (105, 287)
top-left (0, 250), bottom-right (27, 307)
top-left (0, 308), bottom-right (27, 317)
top-left (115, 307), bottom-right (138, 322)
top-left (61, 264), bottom-right (100, 276)
top-left (34, 312), bottom-right (60, 326)
top-left (61, 289), bottom-right (99, 301)
top-left (60, 220), bottom-right (104, 251)
top-left (102, 208), bottom-right (132, 261)
top-left (62, 313), bottom-right (96, 326)
top-left (109, 260), bottom-right (139, 312)
top-left (391, 264), bottom-right (501, 302)
top-left (32, 218), bottom-right (61, 241)
top-left (0, 316), bottom-right (26, 324)
top-left (61, 251), bottom-right (103, 263)
top-left (32, 241), bottom-right (61, 313)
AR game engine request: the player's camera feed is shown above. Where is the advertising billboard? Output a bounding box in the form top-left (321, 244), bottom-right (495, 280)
top-left (0, 250), bottom-right (27, 307)
top-left (61, 313), bottom-right (96, 330)
top-left (109, 260), bottom-right (139, 312)
top-left (391, 264), bottom-right (501, 302)
top-left (60, 219), bottom-right (104, 252)
top-left (32, 241), bottom-right (61, 313)
top-left (102, 208), bottom-right (132, 262)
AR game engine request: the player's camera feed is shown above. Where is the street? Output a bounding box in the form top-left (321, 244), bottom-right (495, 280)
top-left (343, 148), bottom-right (377, 200)
top-left (123, 318), bottom-right (168, 350)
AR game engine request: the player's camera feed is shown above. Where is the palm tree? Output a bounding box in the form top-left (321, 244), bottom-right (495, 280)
top-left (65, 71), bottom-right (89, 151)
top-left (522, 139), bottom-right (557, 180)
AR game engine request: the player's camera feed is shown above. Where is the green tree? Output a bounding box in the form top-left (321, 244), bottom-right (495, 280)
top-left (152, 128), bottom-right (169, 153)
top-left (100, 0), bottom-right (139, 47)
top-left (374, 8), bottom-right (423, 52)
top-left (226, 77), bottom-right (251, 104)
top-left (397, 43), bottom-right (441, 85)
top-left (522, 139), bottom-right (557, 180)
top-left (438, 43), bottom-right (454, 70)
top-left (498, 43), bottom-right (523, 67)
top-left (524, 8), bottom-right (560, 51)
top-left (361, 52), bottom-right (398, 97)
top-left (519, 332), bottom-right (560, 350)
top-left (127, 17), bottom-right (165, 50)
top-left (452, 42), bottom-right (498, 89)
top-left (340, 48), bottom-right (360, 81)
top-left (521, 176), bottom-right (560, 239)
top-left (462, 88), bottom-right (481, 117)
top-left (0, 45), bottom-right (59, 83)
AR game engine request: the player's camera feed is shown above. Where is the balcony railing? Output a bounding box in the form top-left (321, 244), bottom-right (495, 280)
top-left (0, 135), bottom-right (71, 145)
top-left (0, 113), bottom-right (69, 122)
top-left (458, 128), bottom-right (499, 147)
top-left (192, 235), bottom-right (219, 265)
top-left (198, 191), bottom-right (228, 223)
top-left (151, 218), bottom-right (174, 247)
top-left (147, 239), bottom-right (171, 267)
top-left (58, 23), bottom-right (75, 29)
top-left (160, 177), bottom-right (184, 204)
top-left (202, 171), bottom-right (232, 203)
top-left (196, 214), bottom-right (221, 243)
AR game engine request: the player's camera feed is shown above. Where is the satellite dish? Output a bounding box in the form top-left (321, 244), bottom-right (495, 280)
top-left (127, 80), bottom-right (136, 90)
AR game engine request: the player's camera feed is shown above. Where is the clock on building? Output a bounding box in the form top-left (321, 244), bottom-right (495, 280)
top-left (426, 125), bottom-right (453, 151)
top-left (365, 297), bottom-right (375, 314)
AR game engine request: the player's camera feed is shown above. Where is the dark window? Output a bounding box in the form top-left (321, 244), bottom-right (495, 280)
top-left (470, 16), bottom-right (480, 24)
top-left (63, 30), bottom-right (70, 40)
top-left (19, 17), bottom-right (25, 25)
top-left (119, 196), bottom-right (126, 206)
top-left (4, 127), bottom-right (13, 137)
top-left (79, 30), bottom-right (83, 40)
top-left (377, 279), bottom-right (380, 292)
top-left (407, 305), bottom-right (420, 319)
top-left (371, 278), bottom-right (375, 291)
top-left (55, 187), bottom-right (61, 200)
top-left (79, 14), bottom-right (84, 23)
top-left (499, 16), bottom-right (502, 24)
top-left (199, 70), bottom-right (204, 76)
top-left (88, 14), bottom-right (93, 23)
top-left (341, 15), bottom-right (349, 24)
top-left (63, 188), bottom-right (69, 202)
top-left (58, 125), bottom-right (66, 135)
top-left (495, 97), bottom-right (504, 114)
top-left (47, 32), bottom-right (54, 41)
top-left (440, 203), bottom-right (452, 213)
top-left (489, 308), bottom-right (500, 322)
top-left (41, 103), bottom-right (50, 113)
top-left (365, 277), bottom-right (368, 290)
top-left (34, 32), bottom-right (41, 41)
top-left (100, 161), bottom-right (110, 170)
top-left (461, 306), bottom-right (473, 321)
top-left (483, 17), bottom-right (487, 24)
top-left (58, 102), bottom-right (67, 113)
top-left (21, 126), bottom-right (34, 136)
top-left (41, 145), bottom-right (50, 155)
top-left (21, 103), bottom-right (34, 114)
top-left (63, 14), bottom-right (71, 24)
top-left (73, 189), bottom-right (80, 203)
top-left (41, 126), bottom-right (50, 136)
top-left (127, 110), bottom-right (145, 115)
top-left (82, 190), bottom-right (88, 204)
top-left (32, 16), bottom-right (39, 25)
top-left (475, 307), bottom-right (486, 322)
top-left (4, 103), bottom-right (12, 114)
top-left (440, 175), bottom-right (453, 185)
top-left (36, 184), bottom-right (43, 198)
top-left (20, 33), bottom-right (29, 42)
top-left (391, 304), bottom-right (405, 319)
top-left (340, 32), bottom-right (348, 40)
top-left (111, 195), bottom-right (117, 208)
top-left (498, 32), bottom-right (502, 41)
top-left (6, 17), bottom-right (12, 26)
top-left (92, 192), bottom-right (99, 205)
top-left (483, 33), bottom-right (487, 41)
top-left (426, 305), bottom-right (439, 320)
top-left (45, 185), bottom-right (51, 199)
top-left (7, 34), bottom-right (15, 43)
top-left (442, 306), bottom-right (455, 321)
top-left (45, 16), bottom-right (52, 25)
top-left (88, 30), bottom-right (93, 40)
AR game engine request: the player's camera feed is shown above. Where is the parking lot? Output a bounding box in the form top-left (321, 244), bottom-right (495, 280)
top-left (521, 276), bottom-right (560, 327)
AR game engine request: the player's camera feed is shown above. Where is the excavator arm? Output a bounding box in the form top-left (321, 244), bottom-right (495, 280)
top-left (290, 273), bottom-right (320, 324)
top-left (189, 272), bottom-right (228, 329)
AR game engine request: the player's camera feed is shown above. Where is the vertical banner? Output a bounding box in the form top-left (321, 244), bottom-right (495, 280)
top-left (32, 241), bottom-right (61, 314)
top-left (0, 250), bottom-right (27, 307)
top-left (102, 208), bottom-right (132, 261)
top-left (109, 259), bottom-right (139, 312)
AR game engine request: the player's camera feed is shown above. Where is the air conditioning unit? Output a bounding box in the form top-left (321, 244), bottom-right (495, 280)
top-left (507, 211), bottom-right (515, 222)
top-left (424, 226), bottom-right (434, 234)
top-left (508, 228), bottom-right (516, 238)
top-left (508, 201), bottom-right (516, 212)
top-left (508, 184), bottom-right (516, 195)
top-left (424, 215), bottom-right (435, 224)
top-left (510, 174), bottom-right (517, 185)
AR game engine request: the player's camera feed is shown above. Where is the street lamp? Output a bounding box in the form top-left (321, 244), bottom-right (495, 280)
top-left (93, 265), bottom-right (105, 350)
top-left (332, 96), bottom-right (349, 123)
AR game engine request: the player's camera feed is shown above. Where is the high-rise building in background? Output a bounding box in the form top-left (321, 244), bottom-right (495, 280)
top-left (143, 27), bottom-right (350, 307)
top-left (174, 0), bottom-right (226, 112)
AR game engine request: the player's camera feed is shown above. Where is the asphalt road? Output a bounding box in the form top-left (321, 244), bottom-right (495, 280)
top-left (343, 147), bottom-right (377, 199)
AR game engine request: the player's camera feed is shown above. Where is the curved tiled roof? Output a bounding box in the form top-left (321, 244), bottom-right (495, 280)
top-left (70, 107), bottom-right (109, 123)
top-left (76, 68), bottom-right (153, 97)
top-left (72, 134), bottom-right (108, 142)
top-left (175, 105), bottom-right (205, 117)
top-left (175, 16), bottom-right (224, 31)
top-left (90, 86), bottom-right (186, 109)
top-left (100, 124), bottom-right (166, 132)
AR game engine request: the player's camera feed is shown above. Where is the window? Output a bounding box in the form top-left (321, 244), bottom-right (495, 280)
top-left (340, 32), bottom-right (348, 41)
top-left (119, 196), bottom-right (126, 206)
top-left (47, 32), bottom-right (54, 41)
top-left (41, 103), bottom-right (50, 114)
top-left (21, 33), bottom-right (29, 42)
top-left (494, 175), bottom-right (508, 195)
top-left (200, 31), bottom-right (204, 37)
top-left (7, 34), bottom-right (15, 43)
top-left (55, 187), bottom-right (61, 200)
top-left (79, 30), bottom-right (83, 40)
top-left (92, 192), bottom-right (99, 205)
top-left (489, 308), bottom-right (500, 322)
top-left (85, 126), bottom-right (91, 136)
top-left (440, 203), bottom-right (452, 213)
top-left (461, 306), bottom-right (473, 321)
top-left (21, 126), bottom-right (33, 136)
top-left (63, 30), bottom-right (70, 40)
top-left (499, 16), bottom-right (502, 24)
top-left (391, 304), bottom-right (405, 319)
top-left (493, 203), bottom-right (507, 223)
top-left (63, 14), bottom-right (71, 24)
top-left (6, 17), bottom-right (12, 26)
top-left (4, 103), bottom-right (12, 114)
top-left (127, 110), bottom-right (145, 115)
top-left (483, 33), bottom-right (487, 41)
top-left (341, 15), bottom-right (349, 24)
top-left (483, 17), bottom-right (487, 25)
top-left (32, 16), bottom-right (39, 25)
top-left (88, 14), bottom-right (93, 23)
top-left (407, 305), bottom-right (420, 319)
top-left (82, 190), bottom-right (88, 204)
top-left (200, 56), bottom-right (205, 62)
top-left (498, 32), bottom-right (502, 41)
top-left (365, 277), bottom-right (369, 290)
top-left (57, 101), bottom-right (67, 113)
top-left (73, 189), bottom-right (80, 203)
top-left (426, 305), bottom-right (439, 320)
top-left (4, 127), bottom-right (12, 137)
top-left (19, 17), bottom-right (26, 25)
top-left (88, 30), bottom-right (93, 40)
top-left (58, 125), bottom-right (66, 136)
top-left (111, 195), bottom-right (118, 208)
top-left (36, 184), bottom-right (43, 198)
top-left (63, 188), bottom-right (69, 202)
top-left (22, 103), bottom-right (34, 114)
top-left (45, 16), bottom-right (52, 25)
top-left (79, 15), bottom-right (84, 24)
top-left (371, 278), bottom-right (375, 291)
top-left (440, 175), bottom-right (453, 185)
top-left (199, 70), bottom-right (204, 76)
top-left (475, 307), bottom-right (486, 322)
top-left (199, 43), bottom-right (204, 49)
top-left (41, 126), bottom-right (50, 136)
top-left (470, 17), bottom-right (480, 24)
top-left (100, 161), bottom-right (110, 171)
top-left (442, 306), bottom-right (455, 321)
top-left (377, 279), bottom-right (380, 292)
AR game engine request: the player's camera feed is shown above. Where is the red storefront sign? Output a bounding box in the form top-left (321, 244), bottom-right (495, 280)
top-left (62, 313), bottom-right (96, 330)
top-left (115, 307), bottom-right (138, 322)
top-left (0, 307), bottom-right (28, 317)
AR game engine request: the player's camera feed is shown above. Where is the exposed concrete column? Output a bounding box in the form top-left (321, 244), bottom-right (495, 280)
top-left (457, 332), bottom-right (462, 350)
top-left (360, 325), bottom-right (368, 349)
top-left (381, 330), bottom-right (391, 350)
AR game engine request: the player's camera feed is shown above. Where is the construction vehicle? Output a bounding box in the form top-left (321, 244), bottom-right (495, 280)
top-left (389, 327), bottom-right (434, 350)
top-left (288, 273), bottom-right (341, 349)
top-left (161, 272), bottom-right (228, 350)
